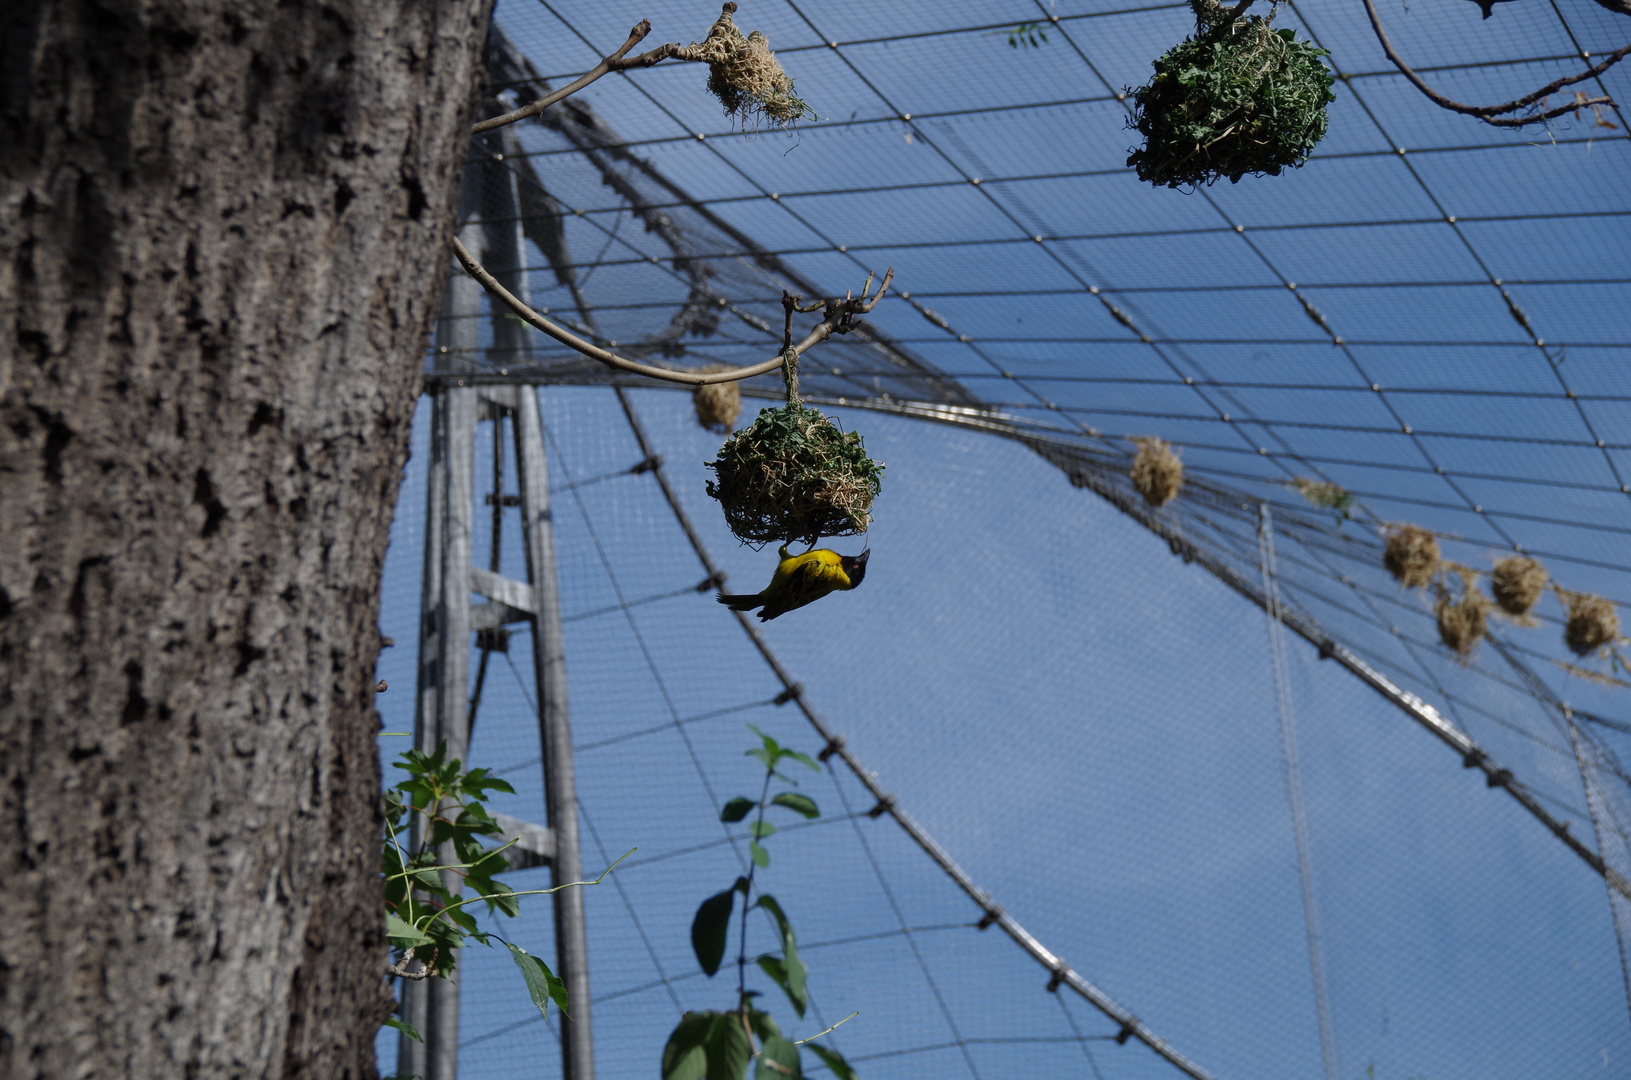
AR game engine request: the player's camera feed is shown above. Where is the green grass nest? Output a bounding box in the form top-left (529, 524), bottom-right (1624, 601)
top-left (706, 405), bottom-right (883, 547)
top-left (1126, 17), bottom-right (1335, 188)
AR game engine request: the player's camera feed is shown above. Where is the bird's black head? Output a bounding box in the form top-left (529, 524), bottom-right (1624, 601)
top-left (842, 548), bottom-right (870, 588)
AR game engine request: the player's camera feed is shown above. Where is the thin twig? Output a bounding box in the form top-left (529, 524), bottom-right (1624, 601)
top-left (388, 946), bottom-right (440, 981)
top-left (1363, 0), bottom-right (1627, 126)
top-left (794, 1011), bottom-right (860, 1045)
top-left (472, 20), bottom-right (713, 134)
top-left (452, 235), bottom-right (891, 386)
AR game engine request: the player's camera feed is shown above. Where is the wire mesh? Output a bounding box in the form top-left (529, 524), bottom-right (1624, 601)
top-left (380, 0), bottom-right (1631, 1076)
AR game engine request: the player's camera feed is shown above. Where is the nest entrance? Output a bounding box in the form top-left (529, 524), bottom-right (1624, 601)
top-left (1125, 12), bottom-right (1335, 188)
top-left (706, 404), bottom-right (883, 547)
top-left (690, 3), bottom-right (812, 125)
top-left (1130, 437), bottom-right (1184, 507)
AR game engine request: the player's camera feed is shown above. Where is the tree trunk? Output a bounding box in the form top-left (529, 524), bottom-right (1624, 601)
top-left (0, 0), bottom-right (490, 1075)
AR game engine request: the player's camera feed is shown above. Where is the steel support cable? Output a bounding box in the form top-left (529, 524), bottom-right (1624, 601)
top-left (611, 389), bottom-right (1222, 1080)
top-left (1257, 505), bottom-right (1339, 1080)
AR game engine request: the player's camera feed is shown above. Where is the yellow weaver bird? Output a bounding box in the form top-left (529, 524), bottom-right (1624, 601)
top-left (717, 545), bottom-right (870, 622)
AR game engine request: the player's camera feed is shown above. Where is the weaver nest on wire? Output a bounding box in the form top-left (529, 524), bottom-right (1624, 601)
top-left (1435, 573), bottom-right (1491, 658)
top-left (1125, 16), bottom-right (1335, 188)
top-left (690, 3), bottom-right (813, 125)
top-left (691, 365), bottom-right (741, 433)
top-left (1490, 555), bottom-right (1547, 623)
top-left (1562, 590), bottom-right (1620, 658)
top-left (1130, 437), bottom-right (1184, 507)
top-left (1383, 525), bottom-right (1440, 590)
top-left (706, 405), bottom-right (883, 547)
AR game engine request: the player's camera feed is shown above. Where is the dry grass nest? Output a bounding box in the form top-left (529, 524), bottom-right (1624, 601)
top-left (1125, 14), bottom-right (1335, 188)
top-left (1490, 555), bottom-right (1547, 623)
top-left (1383, 525), bottom-right (1440, 590)
top-left (1562, 590), bottom-right (1620, 657)
top-left (691, 4), bottom-right (813, 125)
top-left (706, 404), bottom-right (883, 547)
top-left (1130, 437), bottom-right (1183, 507)
top-left (1435, 574), bottom-right (1490, 658)
top-left (690, 365), bottom-right (741, 433)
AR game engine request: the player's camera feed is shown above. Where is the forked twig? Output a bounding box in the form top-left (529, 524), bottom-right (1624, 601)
top-left (453, 236), bottom-right (890, 386)
top-left (1363, 0), bottom-right (1627, 126)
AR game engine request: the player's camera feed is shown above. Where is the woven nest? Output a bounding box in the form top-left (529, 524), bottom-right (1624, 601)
top-left (1383, 525), bottom-right (1440, 590)
top-left (691, 365), bottom-right (741, 434)
top-left (1130, 437), bottom-right (1183, 507)
top-left (1291, 476), bottom-right (1354, 519)
top-left (1563, 591), bottom-right (1620, 657)
top-left (1125, 15), bottom-right (1335, 188)
top-left (1435, 576), bottom-right (1490, 658)
top-left (706, 404), bottom-right (883, 547)
top-left (690, 4), bottom-right (812, 125)
top-left (1490, 555), bottom-right (1547, 623)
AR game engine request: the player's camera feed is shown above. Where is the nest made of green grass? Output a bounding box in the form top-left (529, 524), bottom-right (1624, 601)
top-left (1126, 15), bottom-right (1335, 188)
top-left (691, 4), bottom-right (813, 126)
top-left (706, 404), bottom-right (883, 547)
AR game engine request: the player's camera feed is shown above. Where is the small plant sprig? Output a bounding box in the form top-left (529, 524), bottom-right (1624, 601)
top-left (662, 727), bottom-right (859, 1080)
top-left (381, 743), bottom-right (631, 1042)
top-left (1008, 22), bottom-right (1049, 48)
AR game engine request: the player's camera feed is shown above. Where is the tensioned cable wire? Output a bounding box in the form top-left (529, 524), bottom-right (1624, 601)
top-left (612, 387), bottom-right (1222, 1080)
top-left (1257, 504), bottom-right (1339, 1080)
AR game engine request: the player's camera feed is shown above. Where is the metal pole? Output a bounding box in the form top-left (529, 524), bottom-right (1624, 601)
top-left (513, 385), bottom-right (594, 1080)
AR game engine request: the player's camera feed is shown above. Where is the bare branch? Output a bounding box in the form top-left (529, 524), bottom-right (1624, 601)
top-left (1364, 0), bottom-right (1627, 126)
top-left (451, 235), bottom-right (892, 386)
top-left (472, 17), bottom-right (725, 135)
top-left (388, 947), bottom-right (439, 981)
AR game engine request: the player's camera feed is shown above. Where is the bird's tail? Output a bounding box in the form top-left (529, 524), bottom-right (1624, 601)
top-left (716, 592), bottom-right (762, 612)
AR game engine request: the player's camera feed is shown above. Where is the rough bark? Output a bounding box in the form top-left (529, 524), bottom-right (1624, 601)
top-left (0, 0), bottom-right (490, 1075)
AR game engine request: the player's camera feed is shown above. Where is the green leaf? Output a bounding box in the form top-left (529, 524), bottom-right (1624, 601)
top-left (721, 797), bottom-right (756, 823)
top-left (746, 1007), bottom-right (781, 1043)
top-left (663, 1012), bottom-right (714, 1080)
top-left (705, 1011), bottom-right (753, 1080)
top-left (771, 793), bottom-right (819, 819)
top-left (755, 895), bottom-right (807, 1017)
top-left (382, 1017), bottom-right (422, 1043)
top-left (785, 750), bottom-right (820, 772)
top-left (748, 820), bottom-right (777, 839)
top-left (756, 1035), bottom-right (802, 1079)
top-left (750, 841), bottom-right (770, 869)
top-left (663, 1012), bottom-right (752, 1080)
top-left (806, 1044), bottom-right (857, 1080)
top-left (691, 888), bottom-right (737, 976)
top-left (387, 913), bottom-right (433, 949)
top-left (506, 942), bottom-right (569, 1020)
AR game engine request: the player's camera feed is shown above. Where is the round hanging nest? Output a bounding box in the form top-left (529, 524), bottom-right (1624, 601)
top-left (689, 3), bottom-right (813, 126)
top-left (1435, 575), bottom-right (1490, 658)
top-left (1562, 590), bottom-right (1620, 657)
top-left (1490, 555), bottom-right (1547, 623)
top-left (1125, 10), bottom-right (1335, 188)
top-left (1130, 436), bottom-right (1184, 507)
top-left (706, 404), bottom-right (883, 547)
top-left (691, 364), bottom-right (741, 433)
top-left (1383, 525), bottom-right (1439, 590)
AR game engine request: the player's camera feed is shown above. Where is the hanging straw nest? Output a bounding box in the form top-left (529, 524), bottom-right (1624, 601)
top-left (1125, 9), bottom-right (1335, 188)
top-left (689, 3), bottom-right (813, 125)
top-left (706, 404), bottom-right (883, 547)
top-left (1490, 555), bottom-right (1547, 623)
top-left (691, 365), bottom-right (741, 434)
top-left (1435, 573), bottom-right (1490, 658)
top-left (1130, 437), bottom-right (1184, 507)
top-left (1383, 525), bottom-right (1440, 590)
top-left (1562, 590), bottom-right (1620, 657)
top-left (1291, 476), bottom-right (1354, 519)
